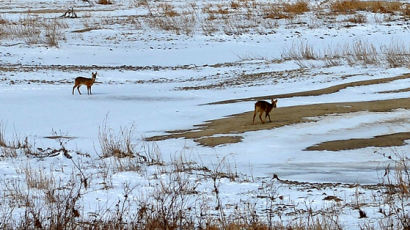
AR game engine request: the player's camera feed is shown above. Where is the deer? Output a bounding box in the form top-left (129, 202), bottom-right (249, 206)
top-left (252, 99), bottom-right (278, 124)
top-left (72, 72), bottom-right (97, 95)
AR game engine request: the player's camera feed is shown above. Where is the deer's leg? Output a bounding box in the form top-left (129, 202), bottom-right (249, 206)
top-left (266, 113), bottom-right (271, 122)
top-left (72, 84), bottom-right (77, 95)
top-left (259, 112), bottom-right (264, 124)
top-left (253, 110), bottom-right (257, 124)
top-left (77, 85), bottom-right (82, 95)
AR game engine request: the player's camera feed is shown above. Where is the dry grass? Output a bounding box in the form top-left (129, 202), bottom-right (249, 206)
top-left (66, 0), bottom-right (407, 37)
top-left (281, 39), bottom-right (410, 68)
top-left (158, 3), bottom-right (179, 17)
top-left (147, 14), bottom-right (196, 36)
top-left (21, 165), bottom-right (55, 190)
top-left (284, 1), bottom-right (309, 15)
top-left (0, 15), bottom-right (67, 47)
top-left (384, 42), bottom-right (410, 68)
top-left (264, 4), bottom-right (290, 19)
top-left (0, 129), bottom-right (408, 229)
top-left (264, 1), bottom-right (309, 19)
top-left (134, 0), bottom-right (148, 7)
top-left (144, 1), bottom-right (196, 36)
top-left (99, 123), bottom-right (136, 158)
top-left (0, 122), bottom-right (6, 148)
top-left (111, 157), bottom-right (141, 173)
top-left (348, 40), bottom-right (379, 65)
top-left (44, 19), bottom-right (67, 47)
top-left (346, 14), bottom-right (367, 23)
top-left (98, 120), bottom-right (163, 167)
top-left (282, 42), bottom-right (318, 60)
top-left (405, 4), bottom-right (410, 16)
top-left (331, 0), bottom-right (403, 14)
top-left (0, 123), bottom-right (32, 158)
top-left (367, 152), bottom-right (410, 229)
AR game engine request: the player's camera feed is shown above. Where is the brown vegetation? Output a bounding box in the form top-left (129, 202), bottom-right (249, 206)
top-left (0, 14), bottom-right (67, 47)
top-left (330, 0), bottom-right (403, 14)
top-left (305, 132), bottom-right (410, 151)
top-left (0, 132), bottom-right (407, 229)
top-left (98, 0), bottom-right (113, 5)
top-left (284, 1), bottom-right (309, 15)
top-left (264, 1), bottom-right (309, 19)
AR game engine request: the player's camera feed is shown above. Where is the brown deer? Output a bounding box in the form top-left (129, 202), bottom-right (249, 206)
top-left (253, 99), bottom-right (277, 124)
top-left (72, 72), bottom-right (97, 95)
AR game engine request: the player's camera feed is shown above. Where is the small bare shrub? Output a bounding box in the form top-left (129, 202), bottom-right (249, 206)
top-left (4, 166), bottom-right (87, 229)
top-left (96, 159), bottom-right (113, 189)
top-left (349, 40), bottom-right (379, 65)
top-left (0, 122), bottom-right (6, 148)
top-left (158, 3), bottom-right (179, 17)
top-left (21, 164), bottom-right (55, 190)
top-left (24, 179), bottom-right (83, 229)
top-left (0, 124), bottom-right (32, 158)
top-left (134, 164), bottom-right (198, 229)
top-left (98, 121), bottom-right (162, 166)
top-left (0, 203), bottom-right (14, 229)
top-left (17, 15), bottom-right (42, 44)
top-left (258, 178), bottom-right (280, 229)
top-left (384, 42), bottom-right (410, 68)
top-left (44, 19), bottom-right (67, 47)
top-left (2, 178), bottom-right (27, 208)
top-left (111, 157), bottom-right (141, 173)
top-left (98, 122), bottom-right (137, 158)
top-left (134, 0), bottom-right (148, 8)
top-left (404, 4), bottom-right (410, 17)
top-left (347, 14), bottom-right (367, 23)
top-left (371, 152), bottom-right (410, 229)
top-left (231, 1), bottom-right (240, 9)
top-left (0, 16), bottom-right (6, 25)
top-left (282, 42), bottom-right (318, 60)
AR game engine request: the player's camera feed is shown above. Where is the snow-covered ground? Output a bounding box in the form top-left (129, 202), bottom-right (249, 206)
top-left (0, 0), bottom-right (409, 228)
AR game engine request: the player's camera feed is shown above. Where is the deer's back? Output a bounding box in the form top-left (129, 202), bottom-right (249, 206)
top-left (255, 101), bottom-right (272, 111)
top-left (75, 77), bottom-right (94, 85)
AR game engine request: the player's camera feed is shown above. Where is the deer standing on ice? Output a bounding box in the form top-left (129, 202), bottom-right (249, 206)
top-left (252, 99), bottom-right (277, 124)
top-left (72, 72), bottom-right (97, 95)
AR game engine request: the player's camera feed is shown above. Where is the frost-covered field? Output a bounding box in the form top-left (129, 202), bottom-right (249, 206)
top-left (0, 0), bottom-right (409, 229)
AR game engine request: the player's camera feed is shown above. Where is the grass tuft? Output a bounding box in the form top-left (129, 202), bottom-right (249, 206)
top-left (284, 1), bottom-right (309, 15)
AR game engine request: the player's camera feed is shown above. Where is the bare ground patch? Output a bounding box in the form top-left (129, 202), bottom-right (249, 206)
top-left (305, 132), bottom-right (410, 151)
top-left (147, 97), bottom-right (410, 147)
top-left (196, 136), bottom-right (243, 147)
top-left (379, 87), bottom-right (410, 94)
top-left (207, 73), bottom-right (410, 105)
top-left (147, 74), bottom-right (410, 147)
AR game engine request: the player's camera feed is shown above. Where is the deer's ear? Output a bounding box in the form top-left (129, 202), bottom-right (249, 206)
top-left (274, 99), bottom-right (278, 102)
